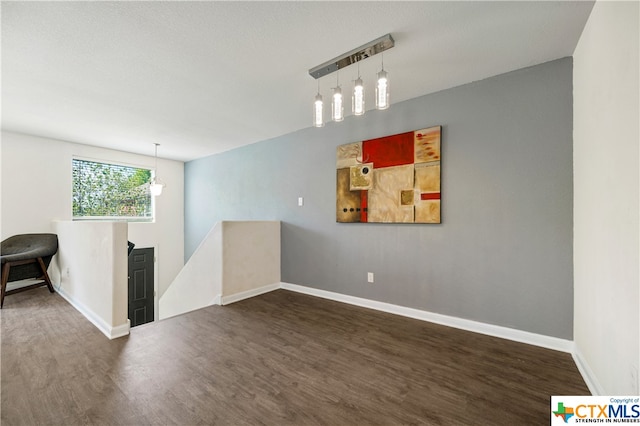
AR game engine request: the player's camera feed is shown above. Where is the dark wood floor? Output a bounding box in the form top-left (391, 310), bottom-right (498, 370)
top-left (1, 287), bottom-right (588, 425)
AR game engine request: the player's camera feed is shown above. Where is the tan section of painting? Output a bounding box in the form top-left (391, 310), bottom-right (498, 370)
top-left (415, 200), bottom-right (441, 223)
top-left (336, 168), bottom-right (361, 223)
top-left (415, 162), bottom-right (440, 192)
top-left (414, 126), bottom-right (441, 164)
top-left (336, 141), bottom-right (363, 169)
top-left (367, 165), bottom-right (414, 223)
top-left (350, 163), bottom-right (373, 190)
top-left (400, 190), bottom-right (414, 206)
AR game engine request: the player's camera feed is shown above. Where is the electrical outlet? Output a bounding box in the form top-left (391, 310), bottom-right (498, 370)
top-left (298, 197), bottom-right (304, 206)
top-left (367, 272), bottom-right (374, 283)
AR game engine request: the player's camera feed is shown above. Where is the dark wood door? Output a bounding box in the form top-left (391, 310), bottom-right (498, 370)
top-left (128, 247), bottom-right (154, 327)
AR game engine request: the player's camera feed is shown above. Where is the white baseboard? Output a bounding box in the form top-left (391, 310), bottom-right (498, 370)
top-left (158, 297), bottom-right (219, 320)
top-left (221, 283), bottom-right (281, 305)
top-left (56, 287), bottom-right (130, 340)
top-left (280, 282), bottom-right (573, 353)
top-left (572, 346), bottom-right (603, 395)
top-left (111, 319), bottom-right (131, 339)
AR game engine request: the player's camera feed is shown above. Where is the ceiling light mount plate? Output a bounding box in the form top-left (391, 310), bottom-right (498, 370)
top-left (309, 34), bottom-right (395, 80)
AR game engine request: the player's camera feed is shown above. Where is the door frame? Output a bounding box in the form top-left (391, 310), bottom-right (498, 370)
top-left (152, 244), bottom-right (159, 322)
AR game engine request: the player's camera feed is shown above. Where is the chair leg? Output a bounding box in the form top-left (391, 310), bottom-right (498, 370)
top-left (1, 262), bottom-right (11, 308)
top-left (37, 257), bottom-right (55, 294)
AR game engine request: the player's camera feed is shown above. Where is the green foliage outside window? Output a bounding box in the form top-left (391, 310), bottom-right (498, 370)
top-left (72, 159), bottom-right (153, 220)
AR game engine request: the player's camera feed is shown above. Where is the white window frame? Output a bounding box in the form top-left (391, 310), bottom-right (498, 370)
top-left (72, 157), bottom-right (155, 222)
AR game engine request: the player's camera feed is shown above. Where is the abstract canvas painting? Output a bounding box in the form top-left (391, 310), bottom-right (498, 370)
top-left (336, 126), bottom-right (441, 223)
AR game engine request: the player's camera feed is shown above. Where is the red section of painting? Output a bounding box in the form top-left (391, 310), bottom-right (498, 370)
top-left (362, 131), bottom-right (414, 169)
top-left (421, 193), bottom-right (441, 200)
top-left (360, 190), bottom-right (368, 222)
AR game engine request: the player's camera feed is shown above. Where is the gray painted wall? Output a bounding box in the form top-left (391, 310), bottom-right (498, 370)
top-left (185, 58), bottom-right (573, 339)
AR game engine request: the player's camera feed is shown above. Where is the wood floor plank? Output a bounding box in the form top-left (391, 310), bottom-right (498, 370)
top-left (1, 287), bottom-right (589, 425)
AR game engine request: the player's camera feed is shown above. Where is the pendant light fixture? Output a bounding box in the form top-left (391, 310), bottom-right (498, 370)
top-left (352, 63), bottom-right (365, 116)
top-left (313, 79), bottom-right (324, 128)
top-left (376, 53), bottom-right (389, 110)
top-left (308, 34), bottom-right (394, 125)
top-left (332, 71), bottom-right (344, 122)
top-left (150, 143), bottom-right (165, 197)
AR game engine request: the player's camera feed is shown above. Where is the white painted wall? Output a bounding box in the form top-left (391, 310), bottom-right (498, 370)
top-left (160, 221), bottom-right (280, 319)
top-left (0, 131), bottom-right (185, 320)
top-left (573, 1), bottom-right (639, 395)
top-left (53, 221), bottom-right (129, 338)
top-left (220, 221), bottom-right (280, 302)
top-left (160, 221), bottom-right (222, 319)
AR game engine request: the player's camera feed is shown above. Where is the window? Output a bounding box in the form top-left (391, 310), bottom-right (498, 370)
top-left (72, 158), bottom-right (153, 221)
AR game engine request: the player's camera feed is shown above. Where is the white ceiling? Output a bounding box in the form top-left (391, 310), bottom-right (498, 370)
top-left (1, 1), bottom-right (594, 162)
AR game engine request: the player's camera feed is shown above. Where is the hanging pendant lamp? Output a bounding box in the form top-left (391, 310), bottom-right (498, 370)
top-left (352, 63), bottom-right (365, 116)
top-left (313, 80), bottom-right (324, 128)
top-left (150, 143), bottom-right (165, 197)
top-left (332, 71), bottom-right (344, 122)
top-left (376, 54), bottom-right (389, 110)
top-left (308, 34), bottom-right (394, 125)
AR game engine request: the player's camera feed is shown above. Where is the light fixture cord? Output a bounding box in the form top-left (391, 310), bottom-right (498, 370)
top-left (154, 143), bottom-right (159, 180)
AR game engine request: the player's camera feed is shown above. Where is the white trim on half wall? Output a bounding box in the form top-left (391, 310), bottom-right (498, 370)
top-left (220, 283), bottom-right (281, 306)
top-left (56, 286), bottom-right (130, 340)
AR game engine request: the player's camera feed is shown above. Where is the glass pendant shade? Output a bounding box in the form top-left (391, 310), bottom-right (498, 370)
top-left (352, 77), bottom-right (365, 116)
top-left (150, 180), bottom-right (164, 196)
top-left (332, 86), bottom-right (344, 122)
top-left (313, 93), bottom-right (324, 127)
top-left (376, 69), bottom-right (389, 110)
